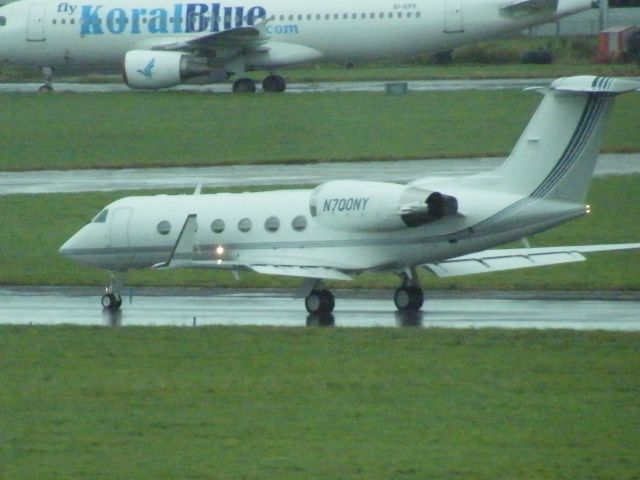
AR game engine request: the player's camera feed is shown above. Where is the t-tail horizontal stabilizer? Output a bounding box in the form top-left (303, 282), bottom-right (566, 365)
top-left (153, 214), bottom-right (198, 269)
top-left (424, 243), bottom-right (640, 277)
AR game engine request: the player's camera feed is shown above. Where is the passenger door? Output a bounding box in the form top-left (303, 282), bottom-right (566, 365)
top-left (444, 0), bottom-right (464, 33)
top-left (27, 4), bottom-right (46, 41)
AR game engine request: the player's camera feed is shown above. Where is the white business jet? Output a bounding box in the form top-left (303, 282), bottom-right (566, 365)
top-left (0, 0), bottom-right (593, 92)
top-left (59, 75), bottom-right (640, 314)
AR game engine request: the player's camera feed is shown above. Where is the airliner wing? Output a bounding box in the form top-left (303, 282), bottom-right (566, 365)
top-left (151, 26), bottom-right (266, 53)
top-left (423, 243), bottom-right (640, 277)
top-left (500, 0), bottom-right (557, 15)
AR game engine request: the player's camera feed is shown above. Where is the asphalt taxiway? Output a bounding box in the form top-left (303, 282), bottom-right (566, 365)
top-left (0, 78), bottom-right (557, 94)
top-left (1, 154), bottom-right (638, 195)
top-left (2, 288), bottom-right (639, 330)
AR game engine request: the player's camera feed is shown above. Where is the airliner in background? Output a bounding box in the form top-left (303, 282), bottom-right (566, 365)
top-left (60, 76), bottom-right (640, 314)
top-left (0, 0), bottom-right (594, 92)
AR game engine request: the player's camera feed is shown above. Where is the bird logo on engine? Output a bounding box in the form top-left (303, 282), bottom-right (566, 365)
top-left (137, 58), bottom-right (155, 79)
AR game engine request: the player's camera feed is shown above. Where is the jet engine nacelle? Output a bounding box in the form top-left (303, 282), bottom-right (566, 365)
top-left (309, 180), bottom-right (458, 231)
top-left (123, 50), bottom-right (210, 89)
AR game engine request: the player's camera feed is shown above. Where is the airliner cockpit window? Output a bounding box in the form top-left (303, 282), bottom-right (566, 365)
top-left (0, 17), bottom-right (7, 27)
top-left (93, 209), bottom-right (108, 223)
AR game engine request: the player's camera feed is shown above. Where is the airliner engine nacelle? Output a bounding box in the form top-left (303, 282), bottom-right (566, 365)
top-left (309, 180), bottom-right (458, 231)
top-left (123, 50), bottom-right (210, 89)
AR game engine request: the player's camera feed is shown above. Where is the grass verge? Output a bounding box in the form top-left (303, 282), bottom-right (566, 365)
top-left (1, 326), bottom-right (639, 480)
top-left (1, 90), bottom-right (639, 171)
top-left (0, 175), bottom-right (638, 290)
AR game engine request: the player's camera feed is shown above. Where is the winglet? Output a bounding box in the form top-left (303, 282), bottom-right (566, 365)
top-left (153, 214), bottom-right (198, 269)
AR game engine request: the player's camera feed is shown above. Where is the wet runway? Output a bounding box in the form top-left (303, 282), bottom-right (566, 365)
top-left (2, 154), bottom-right (638, 195)
top-left (2, 288), bottom-right (639, 330)
top-left (0, 78), bottom-right (557, 94)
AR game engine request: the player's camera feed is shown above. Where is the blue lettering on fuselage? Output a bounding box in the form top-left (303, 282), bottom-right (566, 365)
top-left (80, 3), bottom-right (267, 36)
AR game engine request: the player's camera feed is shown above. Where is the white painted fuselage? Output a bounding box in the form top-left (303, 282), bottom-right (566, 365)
top-left (0, 0), bottom-right (592, 72)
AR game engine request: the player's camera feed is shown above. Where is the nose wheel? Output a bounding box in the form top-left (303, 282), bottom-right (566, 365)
top-left (101, 292), bottom-right (123, 311)
top-left (101, 271), bottom-right (126, 311)
top-left (305, 289), bottom-right (335, 314)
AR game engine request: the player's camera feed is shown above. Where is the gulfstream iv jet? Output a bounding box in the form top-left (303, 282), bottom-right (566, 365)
top-left (0, 0), bottom-right (593, 92)
top-left (60, 76), bottom-right (640, 313)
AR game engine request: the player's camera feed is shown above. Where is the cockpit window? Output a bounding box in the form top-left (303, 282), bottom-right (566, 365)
top-left (0, 17), bottom-right (7, 27)
top-left (92, 209), bottom-right (108, 223)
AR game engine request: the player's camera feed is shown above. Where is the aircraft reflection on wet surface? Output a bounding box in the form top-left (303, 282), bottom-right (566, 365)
top-left (2, 288), bottom-right (640, 330)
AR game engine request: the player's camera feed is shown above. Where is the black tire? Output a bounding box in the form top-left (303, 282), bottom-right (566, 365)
top-left (394, 286), bottom-right (424, 312)
top-left (262, 74), bottom-right (286, 93)
top-left (305, 291), bottom-right (323, 314)
top-left (305, 290), bottom-right (335, 314)
top-left (232, 78), bottom-right (256, 93)
top-left (101, 293), bottom-right (120, 311)
top-left (320, 290), bottom-right (335, 312)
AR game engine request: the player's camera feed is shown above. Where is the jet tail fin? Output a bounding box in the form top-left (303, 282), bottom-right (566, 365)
top-left (497, 76), bottom-right (639, 204)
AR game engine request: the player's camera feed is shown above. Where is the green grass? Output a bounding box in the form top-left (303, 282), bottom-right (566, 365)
top-left (1, 326), bottom-right (639, 480)
top-left (1, 90), bottom-right (639, 171)
top-left (0, 175), bottom-right (638, 290)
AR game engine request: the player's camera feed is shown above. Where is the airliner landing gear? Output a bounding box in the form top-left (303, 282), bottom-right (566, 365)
top-left (262, 74), bottom-right (286, 93)
top-left (38, 67), bottom-right (54, 92)
top-left (305, 289), bottom-right (335, 314)
top-left (232, 77), bottom-right (257, 93)
top-left (394, 268), bottom-right (424, 312)
top-left (102, 271), bottom-right (126, 311)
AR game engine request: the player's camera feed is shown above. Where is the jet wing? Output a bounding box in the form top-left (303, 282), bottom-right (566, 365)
top-left (500, 0), bottom-right (557, 15)
top-left (150, 26), bottom-right (266, 54)
top-left (423, 243), bottom-right (640, 277)
top-left (249, 265), bottom-right (352, 281)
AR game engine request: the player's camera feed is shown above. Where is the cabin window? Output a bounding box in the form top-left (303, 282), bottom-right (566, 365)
top-left (238, 218), bottom-right (252, 232)
top-left (0, 17), bottom-right (6, 27)
top-left (211, 219), bottom-right (225, 234)
top-left (292, 216), bottom-right (307, 232)
top-left (264, 216), bottom-right (280, 232)
top-left (157, 221), bottom-right (171, 235)
top-left (93, 209), bottom-right (108, 223)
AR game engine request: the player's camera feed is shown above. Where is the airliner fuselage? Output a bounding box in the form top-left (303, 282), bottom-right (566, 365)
top-left (0, 0), bottom-right (593, 91)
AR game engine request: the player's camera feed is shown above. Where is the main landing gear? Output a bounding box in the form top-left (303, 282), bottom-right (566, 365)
top-left (393, 268), bottom-right (424, 312)
top-left (232, 74), bottom-right (287, 93)
top-left (305, 288), bottom-right (335, 315)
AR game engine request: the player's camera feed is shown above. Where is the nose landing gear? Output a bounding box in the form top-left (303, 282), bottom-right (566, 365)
top-left (101, 271), bottom-right (126, 311)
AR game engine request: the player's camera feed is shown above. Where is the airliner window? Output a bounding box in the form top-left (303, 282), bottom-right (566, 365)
top-left (265, 216), bottom-right (280, 232)
top-left (292, 216), bottom-right (307, 232)
top-left (93, 209), bottom-right (108, 223)
top-left (157, 221), bottom-right (171, 235)
top-left (238, 218), bottom-right (252, 232)
top-left (211, 219), bottom-right (225, 234)
top-left (0, 17), bottom-right (6, 27)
